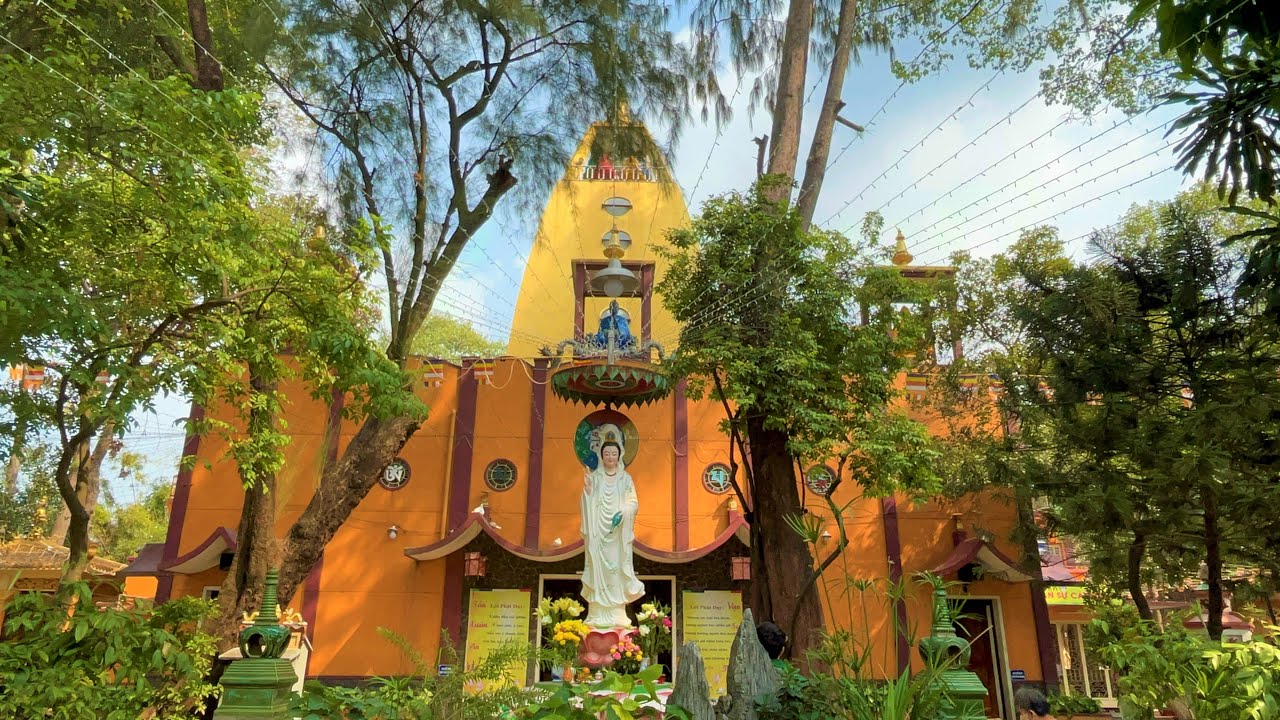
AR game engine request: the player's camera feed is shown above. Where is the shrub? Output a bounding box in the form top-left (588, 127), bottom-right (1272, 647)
top-left (1049, 693), bottom-right (1103, 715)
top-left (0, 584), bottom-right (219, 719)
top-left (1089, 613), bottom-right (1280, 719)
top-left (292, 629), bottom-right (553, 720)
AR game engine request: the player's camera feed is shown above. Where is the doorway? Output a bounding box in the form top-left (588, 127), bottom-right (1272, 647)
top-left (954, 598), bottom-right (1013, 720)
top-left (536, 574), bottom-right (676, 681)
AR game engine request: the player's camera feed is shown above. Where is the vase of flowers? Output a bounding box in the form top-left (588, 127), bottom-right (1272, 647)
top-left (635, 602), bottom-right (672, 674)
top-left (609, 636), bottom-right (644, 674)
top-left (535, 596), bottom-right (587, 681)
top-left (550, 619), bottom-right (589, 681)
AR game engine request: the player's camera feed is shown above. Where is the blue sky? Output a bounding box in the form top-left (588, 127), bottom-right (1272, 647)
top-left (115, 26), bottom-right (1191, 499)
top-left (434, 42), bottom-right (1189, 345)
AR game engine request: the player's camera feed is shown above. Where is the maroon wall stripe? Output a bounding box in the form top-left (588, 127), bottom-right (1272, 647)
top-left (1031, 576), bottom-right (1057, 685)
top-left (440, 552), bottom-right (466, 648)
top-left (156, 402), bottom-right (206, 604)
top-left (524, 360), bottom-right (549, 548)
top-left (881, 495), bottom-right (910, 674)
top-left (673, 381), bottom-right (690, 551)
top-left (448, 360), bottom-right (479, 530)
top-left (301, 388), bottom-right (344, 647)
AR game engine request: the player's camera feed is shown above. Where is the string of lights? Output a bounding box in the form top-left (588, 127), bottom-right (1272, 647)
top-left (909, 136), bottom-right (1179, 256)
top-left (820, 69), bottom-right (1007, 228)
top-left (914, 166), bottom-right (1177, 265)
top-left (882, 114), bottom-right (1144, 233)
top-left (820, 0), bottom-right (1014, 180)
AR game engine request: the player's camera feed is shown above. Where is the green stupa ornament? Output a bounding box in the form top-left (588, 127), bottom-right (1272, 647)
top-left (918, 588), bottom-right (989, 720)
top-left (214, 569), bottom-right (299, 719)
top-left (238, 569), bottom-right (292, 659)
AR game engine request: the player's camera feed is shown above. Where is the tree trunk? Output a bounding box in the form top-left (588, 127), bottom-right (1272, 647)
top-left (745, 416), bottom-right (823, 661)
top-left (210, 366), bottom-right (281, 658)
top-left (185, 0), bottom-right (223, 91)
top-left (1202, 485), bottom-right (1224, 640)
top-left (1128, 527), bottom-right (1152, 620)
top-left (795, 0), bottom-right (859, 229)
top-left (276, 413), bottom-right (419, 601)
top-left (53, 427), bottom-right (112, 548)
top-left (57, 424), bottom-right (114, 583)
top-left (764, 0), bottom-right (815, 199)
top-left (4, 418), bottom-right (24, 497)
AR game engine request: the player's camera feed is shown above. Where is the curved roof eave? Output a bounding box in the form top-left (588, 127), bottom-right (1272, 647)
top-left (404, 510), bottom-right (749, 563)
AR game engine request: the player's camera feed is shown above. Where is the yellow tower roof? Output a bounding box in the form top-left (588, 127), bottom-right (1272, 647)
top-left (506, 122), bottom-right (691, 357)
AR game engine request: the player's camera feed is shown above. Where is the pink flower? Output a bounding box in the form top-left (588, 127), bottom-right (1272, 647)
top-left (613, 652), bottom-right (622, 660)
top-left (662, 618), bottom-right (672, 628)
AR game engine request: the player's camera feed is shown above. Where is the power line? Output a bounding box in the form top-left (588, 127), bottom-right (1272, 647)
top-left (884, 114), bottom-right (1142, 233)
top-left (821, 70), bottom-right (1006, 227)
top-left (909, 135), bottom-right (1178, 257)
top-left (914, 166), bottom-right (1178, 265)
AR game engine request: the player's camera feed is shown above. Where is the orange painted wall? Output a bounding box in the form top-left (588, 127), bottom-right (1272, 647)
top-left (164, 358), bottom-right (1044, 680)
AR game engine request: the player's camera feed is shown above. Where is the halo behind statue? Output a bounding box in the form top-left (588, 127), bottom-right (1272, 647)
top-left (574, 410), bottom-right (639, 470)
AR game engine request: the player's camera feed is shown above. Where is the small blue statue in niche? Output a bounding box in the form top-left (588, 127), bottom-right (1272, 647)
top-left (593, 302), bottom-right (634, 353)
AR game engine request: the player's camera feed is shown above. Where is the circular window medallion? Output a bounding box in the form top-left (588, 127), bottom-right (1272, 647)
top-left (381, 459), bottom-right (410, 490)
top-left (805, 465), bottom-right (836, 496)
top-left (484, 459), bottom-right (517, 492)
top-left (703, 463), bottom-right (733, 495)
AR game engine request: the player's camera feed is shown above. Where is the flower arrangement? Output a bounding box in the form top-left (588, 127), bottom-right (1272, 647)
top-left (533, 596), bottom-right (584, 627)
top-left (536, 597), bottom-right (587, 673)
top-left (549, 619), bottom-right (589, 666)
top-left (608, 636), bottom-right (644, 674)
top-left (635, 602), bottom-right (672, 663)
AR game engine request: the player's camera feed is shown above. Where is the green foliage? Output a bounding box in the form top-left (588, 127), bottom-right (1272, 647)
top-left (0, 586), bottom-right (219, 719)
top-left (294, 630), bottom-right (554, 720)
top-left (1090, 613), bottom-right (1280, 720)
top-left (1126, 0), bottom-right (1280, 309)
top-left (947, 186), bottom-right (1280, 630)
top-left (90, 455), bottom-right (169, 561)
top-left (409, 315), bottom-right (506, 361)
top-left (1050, 692), bottom-right (1104, 715)
top-left (0, 439), bottom-right (59, 540)
top-left (267, 0), bottom-right (707, 360)
top-left (658, 179), bottom-right (940, 495)
top-left (511, 663), bottom-right (682, 720)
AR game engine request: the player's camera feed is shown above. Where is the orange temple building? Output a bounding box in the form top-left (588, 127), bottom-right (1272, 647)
top-left (127, 121), bottom-right (1056, 719)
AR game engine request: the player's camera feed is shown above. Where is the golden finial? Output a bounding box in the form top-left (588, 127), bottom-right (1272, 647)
top-left (29, 500), bottom-right (47, 539)
top-left (891, 229), bottom-right (914, 266)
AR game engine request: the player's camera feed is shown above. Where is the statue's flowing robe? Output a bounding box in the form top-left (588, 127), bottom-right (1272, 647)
top-left (580, 465), bottom-right (644, 627)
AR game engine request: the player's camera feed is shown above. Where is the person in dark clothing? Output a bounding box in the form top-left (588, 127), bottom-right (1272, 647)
top-left (756, 621), bottom-right (787, 660)
top-left (1014, 688), bottom-right (1056, 719)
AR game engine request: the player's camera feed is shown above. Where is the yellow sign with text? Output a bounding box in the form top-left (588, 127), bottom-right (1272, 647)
top-left (465, 588), bottom-right (532, 690)
top-left (1045, 585), bottom-right (1086, 605)
top-left (682, 590), bottom-right (744, 697)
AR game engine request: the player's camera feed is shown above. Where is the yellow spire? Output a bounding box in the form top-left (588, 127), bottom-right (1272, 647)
top-left (891, 229), bottom-right (914, 266)
top-left (506, 121), bottom-right (689, 357)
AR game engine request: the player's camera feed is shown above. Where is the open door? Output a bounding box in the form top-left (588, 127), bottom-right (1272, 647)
top-left (955, 599), bottom-right (1011, 719)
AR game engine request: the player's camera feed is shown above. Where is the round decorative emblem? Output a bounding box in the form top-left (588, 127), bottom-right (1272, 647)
top-left (380, 459), bottom-right (410, 490)
top-left (484, 459), bottom-right (517, 492)
top-left (573, 409), bottom-right (639, 471)
top-left (703, 463), bottom-right (733, 495)
top-left (805, 465), bottom-right (836, 496)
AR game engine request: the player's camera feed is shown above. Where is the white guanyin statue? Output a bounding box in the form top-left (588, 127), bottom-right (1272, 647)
top-left (580, 435), bottom-right (644, 628)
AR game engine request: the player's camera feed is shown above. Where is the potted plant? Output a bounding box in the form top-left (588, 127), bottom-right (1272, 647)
top-left (1050, 693), bottom-right (1109, 719)
top-left (634, 602), bottom-right (672, 677)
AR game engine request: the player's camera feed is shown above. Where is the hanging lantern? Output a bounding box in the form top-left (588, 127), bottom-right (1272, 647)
top-left (463, 552), bottom-right (487, 578)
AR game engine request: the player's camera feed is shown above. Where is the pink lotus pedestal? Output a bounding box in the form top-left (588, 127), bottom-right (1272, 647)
top-left (578, 627), bottom-right (636, 669)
